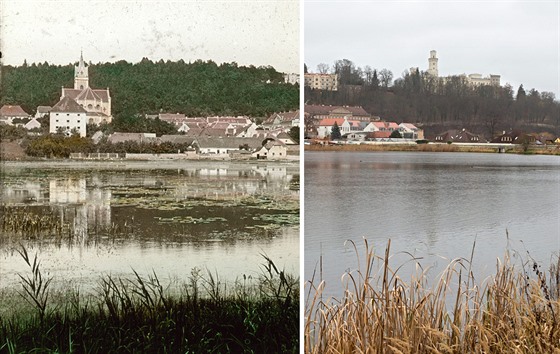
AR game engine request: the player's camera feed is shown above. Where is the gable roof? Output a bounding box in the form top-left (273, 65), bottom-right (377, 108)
top-left (76, 87), bottom-right (103, 101)
top-left (62, 87), bottom-right (110, 102)
top-left (160, 135), bottom-right (194, 145)
top-left (0, 105), bottom-right (30, 117)
top-left (36, 106), bottom-right (52, 114)
top-left (318, 118), bottom-right (346, 126)
top-left (193, 137), bottom-right (264, 149)
top-left (107, 132), bottom-right (156, 144)
top-left (399, 123), bottom-right (418, 130)
top-left (305, 104), bottom-right (369, 117)
top-left (51, 97), bottom-right (87, 113)
top-left (265, 110), bottom-right (300, 124)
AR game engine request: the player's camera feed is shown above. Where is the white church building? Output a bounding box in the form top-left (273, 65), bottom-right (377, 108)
top-left (59, 53), bottom-right (112, 125)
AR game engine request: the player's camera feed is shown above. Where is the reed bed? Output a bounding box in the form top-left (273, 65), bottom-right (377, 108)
top-left (305, 239), bottom-right (560, 353)
top-left (0, 250), bottom-right (299, 353)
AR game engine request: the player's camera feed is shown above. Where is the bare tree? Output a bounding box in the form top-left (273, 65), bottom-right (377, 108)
top-left (379, 68), bottom-right (393, 88)
top-left (316, 63), bottom-right (330, 74)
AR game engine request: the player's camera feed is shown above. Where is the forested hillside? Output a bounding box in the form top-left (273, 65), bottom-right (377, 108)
top-left (1, 59), bottom-right (298, 117)
top-left (306, 60), bottom-right (560, 137)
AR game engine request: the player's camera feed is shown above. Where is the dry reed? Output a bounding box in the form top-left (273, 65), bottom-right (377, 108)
top-left (305, 239), bottom-right (560, 353)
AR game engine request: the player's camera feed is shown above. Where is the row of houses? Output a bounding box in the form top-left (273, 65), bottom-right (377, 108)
top-left (304, 104), bottom-right (559, 145)
top-left (92, 132), bottom-right (298, 160)
top-left (316, 117), bottom-right (424, 140)
top-left (0, 103), bottom-right (299, 141)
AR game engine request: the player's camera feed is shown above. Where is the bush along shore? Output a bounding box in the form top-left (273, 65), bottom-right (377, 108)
top-left (0, 248), bottom-right (299, 353)
top-left (305, 239), bottom-right (560, 353)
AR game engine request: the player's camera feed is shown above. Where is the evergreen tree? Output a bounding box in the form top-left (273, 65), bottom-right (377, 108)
top-left (330, 122), bottom-right (342, 140)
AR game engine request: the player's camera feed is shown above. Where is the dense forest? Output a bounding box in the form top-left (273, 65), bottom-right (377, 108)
top-left (1, 59), bottom-right (299, 118)
top-left (306, 60), bottom-right (560, 137)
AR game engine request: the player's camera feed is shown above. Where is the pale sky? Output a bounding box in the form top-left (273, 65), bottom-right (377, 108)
top-left (305, 1), bottom-right (560, 98)
top-left (1, 0), bottom-right (299, 73)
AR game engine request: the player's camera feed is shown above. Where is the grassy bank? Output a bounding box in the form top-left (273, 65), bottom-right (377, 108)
top-left (0, 251), bottom-right (299, 353)
top-left (305, 143), bottom-right (560, 155)
top-left (305, 240), bottom-right (560, 353)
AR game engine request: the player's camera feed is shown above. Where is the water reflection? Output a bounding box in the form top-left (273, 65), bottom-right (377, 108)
top-left (1, 161), bottom-right (300, 290)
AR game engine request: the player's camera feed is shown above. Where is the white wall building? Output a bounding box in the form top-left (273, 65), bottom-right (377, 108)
top-left (304, 73), bottom-right (338, 91)
top-left (49, 96), bottom-right (87, 137)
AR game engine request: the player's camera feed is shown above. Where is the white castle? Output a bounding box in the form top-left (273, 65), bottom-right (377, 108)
top-left (426, 50), bottom-right (500, 87)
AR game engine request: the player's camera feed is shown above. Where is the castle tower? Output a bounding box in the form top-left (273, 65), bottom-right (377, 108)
top-left (74, 51), bottom-right (89, 90)
top-left (428, 50), bottom-right (438, 77)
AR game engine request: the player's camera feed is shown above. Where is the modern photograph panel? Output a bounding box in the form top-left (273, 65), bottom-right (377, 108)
top-left (303, 1), bottom-right (560, 352)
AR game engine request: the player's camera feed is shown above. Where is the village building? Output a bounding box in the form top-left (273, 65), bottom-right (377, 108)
top-left (35, 106), bottom-right (52, 118)
top-left (60, 52), bottom-right (112, 125)
top-left (283, 73), bottom-right (300, 85)
top-left (191, 137), bottom-right (263, 155)
top-left (304, 73), bottom-right (338, 91)
top-left (434, 129), bottom-right (486, 143)
top-left (490, 130), bottom-right (536, 144)
top-left (158, 113), bottom-right (186, 127)
top-left (275, 132), bottom-right (297, 145)
top-left (398, 123), bottom-right (424, 140)
top-left (263, 110), bottom-right (300, 131)
top-left (253, 140), bottom-right (288, 160)
top-left (49, 96), bottom-right (88, 137)
top-left (0, 105), bottom-right (31, 125)
top-left (107, 132), bottom-right (157, 144)
top-left (316, 117), bottom-right (363, 139)
top-left (24, 118), bottom-right (42, 131)
top-left (305, 105), bottom-right (372, 138)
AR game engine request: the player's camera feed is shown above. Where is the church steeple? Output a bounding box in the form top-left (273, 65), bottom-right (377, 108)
top-left (74, 51), bottom-right (89, 90)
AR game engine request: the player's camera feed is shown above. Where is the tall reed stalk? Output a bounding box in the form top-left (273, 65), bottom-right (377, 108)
top-left (305, 239), bottom-right (560, 353)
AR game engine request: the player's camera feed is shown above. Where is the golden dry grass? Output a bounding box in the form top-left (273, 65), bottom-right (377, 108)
top-left (305, 240), bottom-right (560, 353)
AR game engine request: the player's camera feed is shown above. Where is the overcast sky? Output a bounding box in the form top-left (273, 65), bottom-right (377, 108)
top-left (305, 1), bottom-right (559, 98)
top-left (1, 0), bottom-right (299, 73)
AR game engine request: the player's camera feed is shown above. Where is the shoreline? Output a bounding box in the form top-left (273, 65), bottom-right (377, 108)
top-left (305, 142), bottom-right (560, 155)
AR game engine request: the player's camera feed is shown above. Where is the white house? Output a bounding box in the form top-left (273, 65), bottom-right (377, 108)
top-left (49, 96), bottom-right (88, 137)
top-left (24, 118), bottom-right (42, 130)
top-left (398, 123), bottom-right (424, 139)
top-left (192, 137), bottom-right (263, 155)
top-left (317, 117), bottom-right (361, 139)
top-left (236, 123), bottom-right (261, 138)
top-left (252, 140), bottom-right (288, 160)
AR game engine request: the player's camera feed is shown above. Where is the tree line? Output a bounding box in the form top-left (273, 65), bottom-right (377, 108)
top-left (1, 59), bottom-right (299, 118)
top-left (306, 59), bottom-right (559, 137)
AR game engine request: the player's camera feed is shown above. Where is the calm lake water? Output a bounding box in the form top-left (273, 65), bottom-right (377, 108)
top-left (305, 151), bottom-right (560, 299)
top-left (1, 160), bottom-right (299, 291)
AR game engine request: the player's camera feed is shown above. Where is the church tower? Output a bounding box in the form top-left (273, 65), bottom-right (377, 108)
top-left (427, 50), bottom-right (438, 77)
top-left (74, 51), bottom-right (89, 90)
